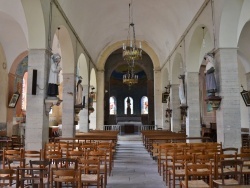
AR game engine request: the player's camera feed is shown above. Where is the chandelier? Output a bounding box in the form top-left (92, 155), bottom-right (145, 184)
top-left (123, 61), bottom-right (138, 86)
top-left (122, 1), bottom-right (142, 62)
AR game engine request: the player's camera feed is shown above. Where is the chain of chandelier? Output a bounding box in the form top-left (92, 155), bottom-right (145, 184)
top-left (122, 1), bottom-right (142, 87)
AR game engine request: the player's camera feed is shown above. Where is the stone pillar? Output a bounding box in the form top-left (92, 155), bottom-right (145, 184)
top-left (154, 70), bottom-right (162, 128)
top-left (78, 85), bottom-right (88, 132)
top-left (246, 73), bottom-right (250, 131)
top-left (216, 48), bottom-right (241, 148)
top-left (89, 102), bottom-right (96, 130)
top-left (162, 102), bottom-right (169, 130)
top-left (171, 84), bottom-right (181, 132)
top-left (61, 73), bottom-right (75, 137)
top-left (25, 49), bottom-right (50, 150)
top-left (96, 70), bottom-right (104, 130)
top-left (186, 72), bottom-right (201, 137)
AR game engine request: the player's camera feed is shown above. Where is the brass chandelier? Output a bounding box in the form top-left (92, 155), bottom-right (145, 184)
top-left (122, 1), bottom-right (142, 62)
top-left (123, 60), bottom-right (138, 86)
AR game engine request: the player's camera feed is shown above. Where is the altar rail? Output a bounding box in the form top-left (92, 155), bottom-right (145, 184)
top-left (103, 125), bottom-right (157, 134)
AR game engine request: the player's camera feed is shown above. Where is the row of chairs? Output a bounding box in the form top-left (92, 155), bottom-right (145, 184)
top-left (2, 141), bottom-right (115, 187)
top-left (155, 142), bottom-right (222, 176)
top-left (154, 144), bottom-right (250, 188)
top-left (166, 151), bottom-right (249, 188)
top-left (0, 157), bottom-right (104, 187)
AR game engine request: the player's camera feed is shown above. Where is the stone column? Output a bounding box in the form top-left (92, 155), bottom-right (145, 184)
top-left (61, 73), bottom-right (75, 137)
top-left (154, 70), bottom-right (162, 128)
top-left (246, 73), bottom-right (250, 132)
top-left (186, 72), bottom-right (201, 137)
top-left (162, 102), bottom-right (169, 130)
top-left (96, 70), bottom-right (104, 130)
top-left (25, 49), bottom-right (50, 150)
top-left (216, 48), bottom-right (241, 148)
top-left (171, 84), bottom-right (181, 132)
top-left (78, 85), bottom-right (88, 132)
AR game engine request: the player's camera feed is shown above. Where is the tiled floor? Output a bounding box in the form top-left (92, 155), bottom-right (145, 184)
top-left (107, 135), bottom-right (166, 188)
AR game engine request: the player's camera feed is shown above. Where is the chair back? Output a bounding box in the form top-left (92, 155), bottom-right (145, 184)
top-left (54, 158), bottom-right (78, 169)
top-left (0, 169), bottom-right (15, 187)
top-left (220, 159), bottom-right (243, 185)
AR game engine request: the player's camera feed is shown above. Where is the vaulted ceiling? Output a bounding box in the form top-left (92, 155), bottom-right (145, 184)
top-left (58, 0), bottom-right (205, 67)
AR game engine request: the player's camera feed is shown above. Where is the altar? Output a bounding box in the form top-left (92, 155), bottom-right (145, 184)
top-left (115, 115), bottom-right (142, 134)
top-left (117, 122), bottom-right (142, 135)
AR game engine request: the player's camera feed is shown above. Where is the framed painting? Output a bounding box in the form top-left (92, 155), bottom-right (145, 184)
top-left (8, 93), bottom-right (20, 108)
top-left (162, 93), bottom-right (169, 103)
top-left (241, 90), bottom-right (250, 107)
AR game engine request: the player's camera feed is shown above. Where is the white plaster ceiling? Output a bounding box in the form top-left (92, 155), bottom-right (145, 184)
top-left (58, 0), bottom-right (205, 67)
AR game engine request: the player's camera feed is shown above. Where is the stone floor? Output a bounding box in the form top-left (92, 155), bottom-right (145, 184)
top-left (106, 135), bottom-right (166, 188)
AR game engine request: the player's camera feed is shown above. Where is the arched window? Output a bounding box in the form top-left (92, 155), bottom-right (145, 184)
top-left (124, 97), bottom-right (133, 114)
top-left (141, 96), bottom-right (148, 114)
top-left (22, 72), bottom-right (28, 111)
top-left (109, 96), bottom-right (117, 115)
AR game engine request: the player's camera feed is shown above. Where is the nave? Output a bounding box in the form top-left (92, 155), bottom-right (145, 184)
top-left (107, 135), bottom-right (165, 188)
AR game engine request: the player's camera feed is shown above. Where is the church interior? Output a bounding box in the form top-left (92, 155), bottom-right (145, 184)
top-left (1, 0), bottom-right (250, 187)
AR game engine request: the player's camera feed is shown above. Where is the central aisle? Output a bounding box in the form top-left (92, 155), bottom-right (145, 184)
top-left (107, 135), bottom-right (166, 188)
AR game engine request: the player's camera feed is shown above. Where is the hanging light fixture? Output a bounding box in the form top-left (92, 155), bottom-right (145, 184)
top-left (123, 60), bottom-right (138, 86)
top-left (122, 1), bottom-right (142, 62)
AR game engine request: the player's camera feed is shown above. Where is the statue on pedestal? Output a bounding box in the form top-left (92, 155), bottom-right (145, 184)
top-left (47, 53), bottom-right (62, 97)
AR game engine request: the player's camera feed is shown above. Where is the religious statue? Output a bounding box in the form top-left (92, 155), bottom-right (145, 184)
top-left (47, 53), bottom-right (62, 97)
top-left (75, 79), bottom-right (83, 106)
top-left (179, 79), bottom-right (186, 105)
top-left (126, 97), bottom-right (131, 115)
top-left (204, 54), bottom-right (217, 97)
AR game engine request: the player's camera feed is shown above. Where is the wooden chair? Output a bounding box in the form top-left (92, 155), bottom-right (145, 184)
top-left (241, 147), bottom-right (250, 154)
top-left (79, 142), bottom-right (96, 152)
top-left (194, 153), bottom-right (217, 183)
top-left (0, 169), bottom-right (15, 187)
top-left (168, 153), bottom-right (193, 188)
top-left (213, 159), bottom-right (243, 187)
top-left (67, 150), bottom-right (86, 160)
top-left (45, 142), bottom-right (60, 151)
top-left (54, 158), bottom-right (78, 169)
top-left (158, 143), bottom-right (176, 176)
top-left (162, 147), bottom-right (183, 183)
top-left (87, 150), bottom-right (107, 187)
top-left (2, 148), bottom-right (24, 169)
top-left (11, 135), bottom-right (24, 150)
top-left (59, 142), bottom-right (74, 158)
top-left (29, 159), bottom-right (51, 187)
top-left (50, 168), bottom-right (80, 188)
top-left (180, 162), bottom-right (212, 188)
top-left (221, 147), bottom-right (238, 154)
top-left (78, 158), bottom-right (103, 188)
top-left (24, 150), bottom-right (42, 166)
top-left (43, 150), bottom-right (62, 167)
top-left (237, 153), bottom-right (250, 185)
top-left (96, 142), bottom-right (113, 175)
top-left (216, 153), bottom-right (237, 180)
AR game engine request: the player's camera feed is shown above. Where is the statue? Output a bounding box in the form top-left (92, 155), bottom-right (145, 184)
top-left (204, 54), bottom-right (217, 97)
top-left (179, 79), bottom-right (186, 105)
top-left (47, 53), bottom-right (62, 97)
top-left (76, 79), bottom-right (83, 105)
top-left (126, 97), bottom-right (131, 115)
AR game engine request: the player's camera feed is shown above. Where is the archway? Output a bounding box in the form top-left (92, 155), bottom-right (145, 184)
top-left (77, 53), bottom-right (89, 132)
top-left (186, 24), bottom-right (213, 137)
